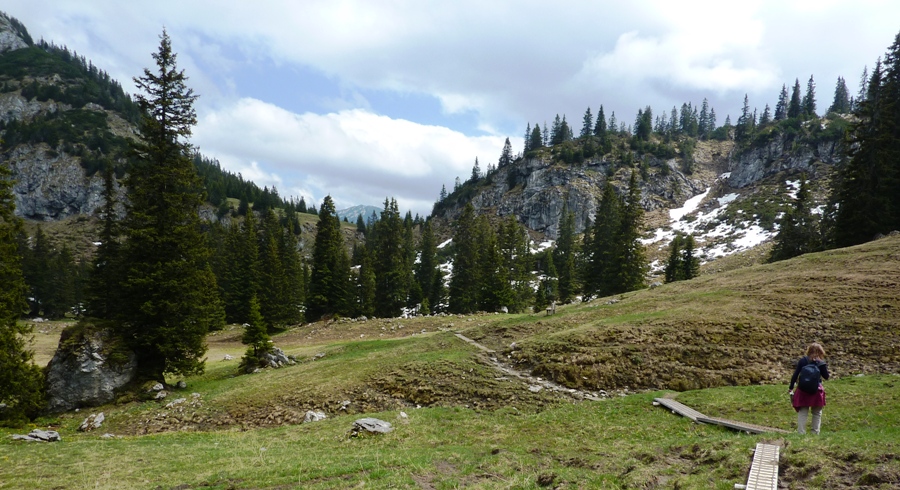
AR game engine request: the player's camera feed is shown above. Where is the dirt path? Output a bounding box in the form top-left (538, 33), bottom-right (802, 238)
top-left (454, 333), bottom-right (609, 401)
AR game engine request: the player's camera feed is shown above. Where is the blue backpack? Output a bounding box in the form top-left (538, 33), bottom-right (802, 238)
top-left (798, 360), bottom-right (822, 394)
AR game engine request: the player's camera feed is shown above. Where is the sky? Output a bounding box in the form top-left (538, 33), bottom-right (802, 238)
top-left (5, 1), bottom-right (899, 216)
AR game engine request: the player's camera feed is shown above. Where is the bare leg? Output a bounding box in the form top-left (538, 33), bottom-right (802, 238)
top-left (797, 407), bottom-right (809, 434)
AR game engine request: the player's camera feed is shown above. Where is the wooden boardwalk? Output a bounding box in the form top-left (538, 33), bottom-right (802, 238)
top-left (745, 443), bottom-right (780, 490)
top-left (653, 398), bottom-right (787, 434)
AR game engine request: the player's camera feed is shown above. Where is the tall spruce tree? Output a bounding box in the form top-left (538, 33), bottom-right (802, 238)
top-left (85, 162), bottom-right (122, 319)
top-left (775, 84), bottom-right (789, 120)
top-left (584, 181), bottom-right (622, 298)
top-left (497, 215), bottom-right (533, 313)
top-left (788, 79), bottom-right (803, 118)
top-left (554, 203), bottom-right (578, 303)
top-left (307, 196), bottom-right (351, 319)
top-left (448, 203), bottom-right (479, 313)
top-left (120, 30), bottom-right (224, 379)
top-left (0, 163), bottom-right (45, 423)
top-left (617, 171), bottom-right (647, 292)
top-left (499, 138), bottom-right (514, 168)
top-left (833, 32), bottom-right (900, 245)
top-left (580, 107), bottom-right (593, 139)
top-left (373, 198), bottom-right (408, 318)
top-left (770, 178), bottom-right (820, 261)
top-left (829, 76), bottom-right (851, 114)
top-left (803, 75), bottom-right (817, 117)
top-left (415, 220), bottom-right (439, 313)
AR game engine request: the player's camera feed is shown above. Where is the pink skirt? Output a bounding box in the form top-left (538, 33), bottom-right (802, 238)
top-left (793, 384), bottom-right (826, 411)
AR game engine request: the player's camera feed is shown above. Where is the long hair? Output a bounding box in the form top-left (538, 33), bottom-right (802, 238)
top-left (806, 342), bottom-right (826, 361)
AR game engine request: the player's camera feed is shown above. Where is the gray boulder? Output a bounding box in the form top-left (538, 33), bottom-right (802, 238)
top-left (12, 429), bottom-right (61, 442)
top-left (304, 410), bottom-right (327, 423)
top-left (45, 327), bottom-right (137, 413)
top-left (78, 412), bottom-right (105, 432)
top-left (350, 418), bottom-right (393, 437)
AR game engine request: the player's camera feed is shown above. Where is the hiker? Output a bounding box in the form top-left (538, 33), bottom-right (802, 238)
top-left (788, 342), bottom-right (830, 434)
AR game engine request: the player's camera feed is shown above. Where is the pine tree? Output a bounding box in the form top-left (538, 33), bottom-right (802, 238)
top-left (415, 220), bottom-right (439, 313)
top-left (855, 66), bottom-right (869, 111)
top-left (617, 171), bottom-right (647, 292)
top-left (222, 210), bottom-right (259, 324)
top-left (373, 198), bottom-right (408, 318)
top-left (584, 181), bottom-right (622, 298)
top-left (474, 215), bottom-right (507, 312)
top-left (759, 104), bottom-right (772, 126)
top-left (828, 76), bottom-right (851, 114)
top-left (832, 32), bottom-right (900, 246)
top-left (240, 293), bottom-right (270, 364)
top-left (803, 75), bottom-right (817, 117)
top-left (307, 196), bottom-right (351, 319)
top-left (775, 84), bottom-right (788, 120)
top-left (554, 203), bottom-right (578, 303)
top-left (497, 215), bottom-right (533, 313)
top-left (580, 107), bottom-right (593, 139)
top-left (771, 178), bottom-right (820, 261)
top-left (663, 234), bottom-right (684, 283)
top-left (699, 98), bottom-right (710, 139)
top-left (788, 79), bottom-right (803, 118)
top-left (681, 235), bottom-right (700, 280)
top-left (529, 124), bottom-right (543, 152)
top-left (448, 203), bottom-right (479, 313)
top-left (523, 123), bottom-right (531, 154)
top-left (85, 162), bottom-right (121, 319)
top-left (499, 137), bottom-right (513, 168)
top-left (120, 30), bottom-right (225, 379)
top-left (0, 163), bottom-right (45, 423)
top-left (355, 246), bottom-right (376, 318)
top-left (594, 105), bottom-right (607, 137)
top-left (470, 157), bottom-right (481, 182)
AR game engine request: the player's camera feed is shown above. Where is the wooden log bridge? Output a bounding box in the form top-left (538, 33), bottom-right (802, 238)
top-left (653, 398), bottom-right (783, 490)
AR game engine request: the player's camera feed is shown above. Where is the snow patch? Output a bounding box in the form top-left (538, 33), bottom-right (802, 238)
top-left (437, 238), bottom-right (452, 249)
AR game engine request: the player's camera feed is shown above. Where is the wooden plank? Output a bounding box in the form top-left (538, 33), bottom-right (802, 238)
top-left (696, 416), bottom-right (789, 435)
top-left (745, 443), bottom-right (780, 490)
top-left (653, 398), bottom-right (707, 422)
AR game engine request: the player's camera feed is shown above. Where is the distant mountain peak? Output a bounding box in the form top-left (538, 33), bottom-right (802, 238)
top-left (336, 204), bottom-right (380, 222)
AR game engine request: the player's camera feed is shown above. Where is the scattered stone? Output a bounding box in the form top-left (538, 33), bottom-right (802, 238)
top-left (649, 281), bottom-right (663, 289)
top-left (191, 393), bottom-right (201, 399)
top-left (176, 380), bottom-right (187, 389)
top-left (100, 433), bottom-right (117, 439)
top-left (398, 411), bottom-right (408, 419)
top-left (78, 412), bottom-right (105, 432)
top-left (261, 347), bottom-right (296, 369)
top-left (165, 398), bottom-right (186, 409)
top-left (223, 354), bottom-right (234, 361)
top-left (350, 418), bottom-right (393, 437)
top-left (340, 400), bottom-right (351, 411)
top-left (528, 385), bottom-right (543, 393)
top-left (500, 306), bottom-right (509, 313)
top-left (303, 410), bottom-right (327, 423)
top-left (314, 352), bottom-right (326, 360)
top-left (155, 390), bottom-right (168, 400)
top-left (150, 383), bottom-right (164, 392)
top-left (12, 429), bottom-right (61, 442)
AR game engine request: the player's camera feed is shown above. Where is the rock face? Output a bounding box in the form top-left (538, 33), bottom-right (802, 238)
top-left (7, 144), bottom-right (115, 220)
top-left (435, 154), bottom-right (713, 239)
top-left (12, 429), bottom-right (61, 442)
top-left (0, 14), bottom-right (29, 54)
top-left (45, 328), bottom-right (137, 413)
top-left (727, 130), bottom-right (844, 189)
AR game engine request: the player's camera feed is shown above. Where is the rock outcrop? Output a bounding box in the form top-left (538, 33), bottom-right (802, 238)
top-left (0, 14), bottom-right (29, 54)
top-left (434, 151), bottom-right (715, 239)
top-left (727, 131), bottom-right (844, 189)
top-left (45, 327), bottom-right (137, 413)
top-left (7, 144), bottom-right (114, 220)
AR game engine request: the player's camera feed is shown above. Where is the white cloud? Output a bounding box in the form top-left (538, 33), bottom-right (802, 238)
top-left (193, 98), bottom-right (510, 214)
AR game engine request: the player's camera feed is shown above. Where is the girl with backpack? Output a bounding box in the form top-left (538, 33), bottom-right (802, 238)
top-left (788, 342), bottom-right (830, 434)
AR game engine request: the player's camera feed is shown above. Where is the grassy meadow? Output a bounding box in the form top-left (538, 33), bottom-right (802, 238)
top-left (2, 236), bottom-right (899, 489)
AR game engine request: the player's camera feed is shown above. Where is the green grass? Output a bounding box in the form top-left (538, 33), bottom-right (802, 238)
top-left (3, 376), bottom-right (898, 489)
top-left (4, 236), bottom-right (900, 488)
